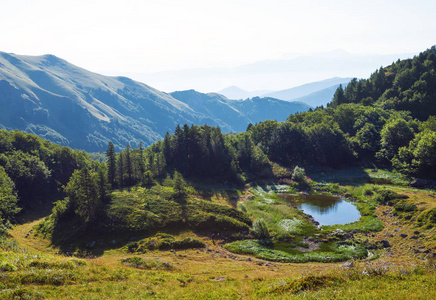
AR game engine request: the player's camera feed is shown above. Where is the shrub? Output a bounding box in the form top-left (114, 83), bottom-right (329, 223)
top-left (142, 170), bottom-right (154, 186)
top-left (126, 241), bottom-right (139, 253)
top-left (374, 189), bottom-right (408, 205)
top-left (272, 275), bottom-right (343, 294)
top-left (252, 218), bottom-right (270, 240)
top-left (394, 201), bottom-right (417, 212)
top-left (121, 257), bottom-right (174, 270)
top-left (0, 261), bottom-right (17, 272)
top-left (238, 203), bottom-right (247, 213)
top-left (291, 166), bottom-right (306, 183)
top-left (170, 237), bottom-right (205, 250)
top-left (362, 187), bottom-right (374, 196)
top-left (157, 237), bottom-right (205, 250)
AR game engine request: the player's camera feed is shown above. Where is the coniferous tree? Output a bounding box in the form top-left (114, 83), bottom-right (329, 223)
top-left (106, 142), bottom-right (116, 188)
top-left (138, 141), bottom-right (145, 175)
top-left (65, 167), bottom-right (99, 222)
top-left (117, 152), bottom-right (124, 188)
top-left (331, 84), bottom-right (346, 107)
top-left (97, 166), bottom-right (110, 203)
top-left (125, 143), bottom-right (133, 186)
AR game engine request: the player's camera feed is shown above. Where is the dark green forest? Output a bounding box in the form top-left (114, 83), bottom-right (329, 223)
top-left (1, 46), bottom-right (436, 241)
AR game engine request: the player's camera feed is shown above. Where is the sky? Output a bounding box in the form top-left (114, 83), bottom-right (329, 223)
top-left (1, 0), bottom-right (435, 92)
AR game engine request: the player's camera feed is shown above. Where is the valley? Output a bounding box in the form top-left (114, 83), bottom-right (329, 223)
top-left (2, 167), bottom-right (435, 299)
top-left (1, 46), bottom-right (436, 299)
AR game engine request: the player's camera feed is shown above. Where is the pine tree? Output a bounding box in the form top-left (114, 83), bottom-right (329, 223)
top-left (117, 152), bottom-right (124, 188)
top-left (106, 142), bottom-right (116, 188)
top-left (125, 143), bottom-right (133, 186)
top-left (331, 84), bottom-right (346, 107)
top-left (65, 167), bottom-right (99, 222)
top-left (138, 141), bottom-right (145, 175)
top-left (98, 166), bottom-right (110, 203)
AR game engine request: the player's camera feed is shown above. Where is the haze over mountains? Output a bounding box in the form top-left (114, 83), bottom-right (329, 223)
top-left (126, 50), bottom-right (413, 92)
top-left (219, 77), bottom-right (352, 107)
top-left (0, 52), bottom-right (310, 152)
top-left (217, 86), bottom-right (274, 100)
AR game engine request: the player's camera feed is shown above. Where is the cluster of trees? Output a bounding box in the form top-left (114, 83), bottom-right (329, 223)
top-left (105, 124), bottom-right (271, 188)
top-left (248, 119), bottom-right (354, 168)
top-left (330, 46), bottom-right (436, 120)
top-left (3, 46), bottom-right (436, 240)
top-left (0, 130), bottom-right (98, 235)
top-left (245, 102), bottom-right (436, 179)
top-left (0, 166), bottom-right (20, 234)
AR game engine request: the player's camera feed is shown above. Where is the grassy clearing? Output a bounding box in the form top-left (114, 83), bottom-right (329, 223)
top-left (224, 239), bottom-right (367, 263)
top-left (308, 167), bottom-right (411, 187)
top-left (3, 169), bottom-right (436, 299)
top-left (1, 239), bottom-right (433, 299)
top-left (227, 182), bottom-right (385, 262)
top-left (125, 233), bottom-right (205, 253)
top-left (364, 168), bottom-right (411, 186)
top-left (243, 185), bottom-right (316, 238)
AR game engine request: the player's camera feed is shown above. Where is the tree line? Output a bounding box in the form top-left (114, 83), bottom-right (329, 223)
top-left (2, 46), bottom-right (436, 238)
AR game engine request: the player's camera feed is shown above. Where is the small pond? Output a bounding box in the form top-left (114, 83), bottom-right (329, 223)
top-left (279, 194), bottom-right (361, 226)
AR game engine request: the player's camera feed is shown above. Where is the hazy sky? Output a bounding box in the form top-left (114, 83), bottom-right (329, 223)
top-left (1, 0), bottom-right (435, 91)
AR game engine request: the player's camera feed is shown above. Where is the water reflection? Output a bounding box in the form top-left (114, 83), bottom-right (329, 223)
top-left (279, 194), bottom-right (361, 226)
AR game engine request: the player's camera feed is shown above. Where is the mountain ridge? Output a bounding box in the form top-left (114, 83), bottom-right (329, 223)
top-left (263, 77), bottom-right (352, 101)
top-left (0, 52), bottom-right (310, 151)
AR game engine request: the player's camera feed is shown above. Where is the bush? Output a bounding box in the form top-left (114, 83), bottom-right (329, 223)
top-left (374, 189), bottom-right (408, 205)
top-left (142, 170), bottom-right (154, 186)
top-left (126, 241), bottom-right (139, 253)
top-left (121, 257), bottom-right (174, 270)
top-left (159, 237), bottom-right (205, 250)
top-left (362, 187), bottom-right (374, 196)
top-left (0, 261), bottom-right (17, 272)
top-left (291, 166), bottom-right (306, 183)
top-left (394, 201), bottom-right (417, 212)
top-left (252, 218), bottom-right (270, 240)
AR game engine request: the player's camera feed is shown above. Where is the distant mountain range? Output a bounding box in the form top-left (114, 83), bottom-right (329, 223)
top-left (0, 52), bottom-right (310, 151)
top-left (217, 86), bottom-right (274, 100)
top-left (263, 77), bottom-right (352, 101)
top-left (170, 90), bottom-right (309, 132)
top-left (292, 84), bottom-right (346, 108)
top-left (128, 50), bottom-right (413, 92)
top-left (218, 77), bottom-right (352, 107)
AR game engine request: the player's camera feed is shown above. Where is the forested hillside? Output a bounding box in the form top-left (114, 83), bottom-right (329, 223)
top-left (2, 47), bottom-right (436, 241)
top-left (330, 45), bottom-right (436, 120)
top-left (0, 130), bottom-right (100, 234)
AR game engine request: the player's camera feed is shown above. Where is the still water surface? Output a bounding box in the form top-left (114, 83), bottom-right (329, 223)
top-left (279, 194), bottom-right (361, 226)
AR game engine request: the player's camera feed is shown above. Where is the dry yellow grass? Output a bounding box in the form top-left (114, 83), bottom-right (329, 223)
top-left (3, 186), bottom-right (435, 299)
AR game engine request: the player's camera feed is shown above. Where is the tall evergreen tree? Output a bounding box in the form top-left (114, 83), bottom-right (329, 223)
top-left (65, 167), bottom-right (99, 222)
top-left (331, 84), bottom-right (346, 107)
top-left (106, 142), bottom-right (116, 188)
top-left (125, 143), bottom-right (133, 185)
top-left (97, 166), bottom-right (110, 204)
top-left (117, 152), bottom-right (124, 188)
top-left (138, 141), bottom-right (145, 175)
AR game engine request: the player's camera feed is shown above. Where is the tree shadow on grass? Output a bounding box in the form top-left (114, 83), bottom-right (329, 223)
top-left (308, 166), bottom-right (372, 186)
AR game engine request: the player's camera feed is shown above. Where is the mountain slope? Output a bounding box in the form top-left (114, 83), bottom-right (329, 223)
top-left (264, 77), bottom-right (352, 101)
top-left (170, 90), bottom-right (311, 131)
top-left (0, 53), bottom-right (240, 151)
top-left (226, 97), bottom-right (310, 125)
top-left (0, 52), bottom-right (310, 151)
top-left (170, 90), bottom-right (250, 131)
top-left (292, 83), bottom-right (349, 107)
top-left (217, 86), bottom-right (274, 100)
